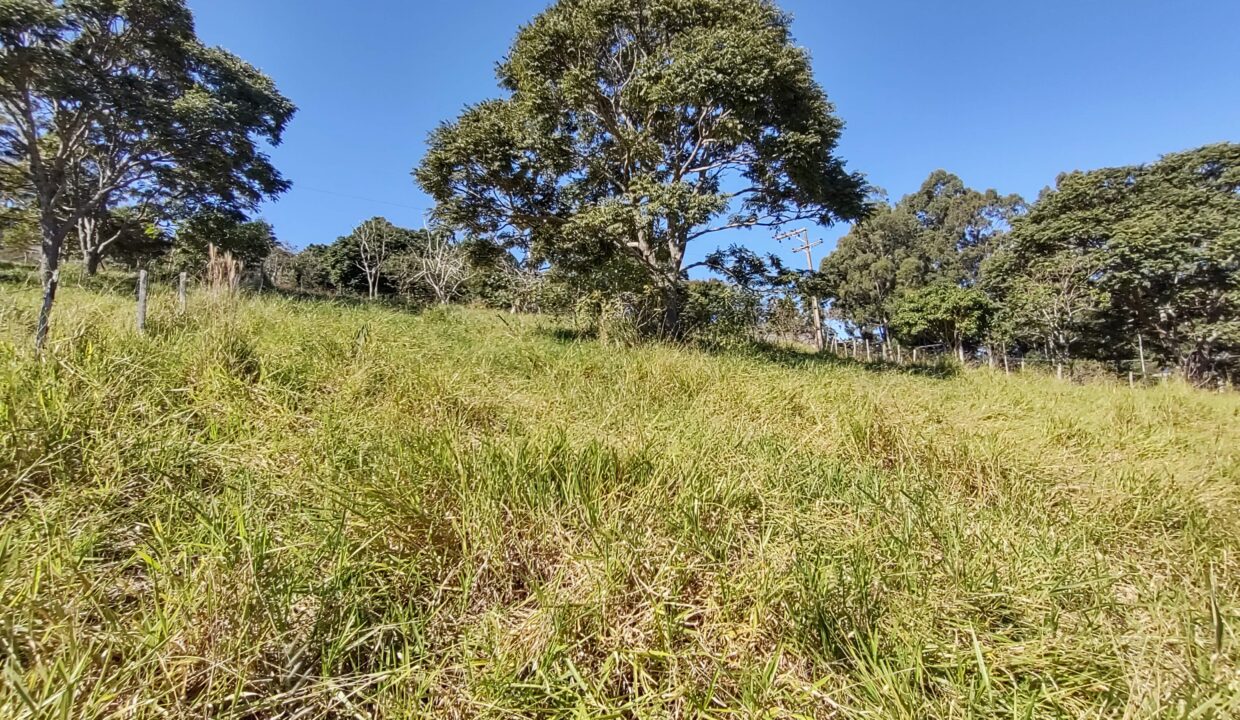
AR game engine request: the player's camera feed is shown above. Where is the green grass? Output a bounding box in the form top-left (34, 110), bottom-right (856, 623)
top-left (1, 280), bottom-right (1238, 718)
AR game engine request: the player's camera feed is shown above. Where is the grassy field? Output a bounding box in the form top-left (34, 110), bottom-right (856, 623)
top-left (1, 278), bottom-right (1238, 718)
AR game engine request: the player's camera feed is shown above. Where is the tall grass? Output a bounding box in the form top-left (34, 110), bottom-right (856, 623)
top-left (1, 279), bottom-right (1238, 718)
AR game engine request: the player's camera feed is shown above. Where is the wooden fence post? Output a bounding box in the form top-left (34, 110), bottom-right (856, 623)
top-left (136, 270), bottom-right (149, 334)
top-left (178, 272), bottom-right (187, 315)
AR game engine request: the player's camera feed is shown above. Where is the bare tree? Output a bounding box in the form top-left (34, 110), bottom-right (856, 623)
top-left (503, 260), bottom-right (545, 314)
top-left (395, 234), bottom-right (470, 304)
top-left (354, 218), bottom-right (397, 300)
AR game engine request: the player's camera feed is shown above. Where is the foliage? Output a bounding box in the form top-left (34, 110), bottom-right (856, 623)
top-left (0, 158), bottom-right (34, 248)
top-left (1004, 142), bottom-right (1240, 383)
top-left (73, 206), bottom-right (171, 272)
top-left (289, 243), bottom-right (335, 292)
top-left (455, 236), bottom-right (527, 309)
top-left (681, 278), bottom-right (761, 346)
top-left (820, 203), bottom-right (925, 338)
top-left (171, 211), bottom-right (278, 274)
top-left (764, 293), bottom-right (811, 339)
top-left (983, 247), bottom-right (1106, 362)
top-left (821, 172), bottom-right (1023, 340)
top-left (1, 282), bottom-right (1238, 717)
top-left (321, 218), bottom-right (423, 298)
top-left (415, 0), bottom-right (867, 333)
top-left (0, 0), bottom-right (294, 345)
top-left (890, 281), bottom-right (993, 358)
top-left (901, 170), bottom-right (1026, 284)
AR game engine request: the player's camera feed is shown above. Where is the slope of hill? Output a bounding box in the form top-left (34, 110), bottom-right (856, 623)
top-left (2, 281), bottom-right (1238, 718)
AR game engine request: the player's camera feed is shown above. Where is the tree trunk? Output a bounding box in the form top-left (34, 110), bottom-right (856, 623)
top-left (35, 218), bottom-right (62, 351)
top-left (1182, 348), bottom-right (1212, 388)
top-left (658, 280), bottom-right (687, 339)
top-left (84, 249), bottom-right (102, 276)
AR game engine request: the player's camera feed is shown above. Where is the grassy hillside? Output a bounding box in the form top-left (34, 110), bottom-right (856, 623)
top-left (2, 281), bottom-right (1239, 718)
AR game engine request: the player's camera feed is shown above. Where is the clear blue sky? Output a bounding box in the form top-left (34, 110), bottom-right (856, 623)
top-left (187, 0), bottom-right (1240, 267)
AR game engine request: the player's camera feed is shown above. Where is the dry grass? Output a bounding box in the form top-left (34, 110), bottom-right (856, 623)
top-left (1, 275), bottom-right (1238, 718)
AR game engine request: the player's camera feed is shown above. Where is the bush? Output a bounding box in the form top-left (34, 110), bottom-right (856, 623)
top-left (682, 280), bottom-right (760, 348)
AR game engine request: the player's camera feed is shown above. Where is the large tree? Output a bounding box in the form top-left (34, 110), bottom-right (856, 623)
top-left (1007, 143), bottom-right (1240, 384)
top-left (0, 0), bottom-right (295, 347)
top-left (416, 0), bottom-right (866, 335)
top-left (821, 172), bottom-right (1023, 340)
top-left (820, 203), bottom-right (925, 339)
top-left (901, 170), bottom-right (1025, 286)
top-left (75, 205), bottom-right (169, 271)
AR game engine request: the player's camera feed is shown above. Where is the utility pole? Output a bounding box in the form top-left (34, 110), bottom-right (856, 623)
top-left (775, 228), bottom-right (825, 352)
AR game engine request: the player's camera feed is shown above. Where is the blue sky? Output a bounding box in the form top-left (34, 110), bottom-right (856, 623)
top-left (187, 0), bottom-right (1240, 267)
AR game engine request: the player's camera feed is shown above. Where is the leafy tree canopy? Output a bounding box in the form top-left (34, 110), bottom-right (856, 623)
top-left (416, 0), bottom-right (867, 333)
top-left (890, 281), bottom-right (993, 359)
top-left (323, 217), bottom-right (424, 296)
top-left (173, 210), bottom-right (277, 270)
top-left (1006, 142), bottom-right (1240, 382)
top-left (0, 0), bottom-right (294, 344)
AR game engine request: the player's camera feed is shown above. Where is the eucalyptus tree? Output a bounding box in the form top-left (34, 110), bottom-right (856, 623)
top-left (819, 204), bottom-right (925, 339)
top-left (416, 0), bottom-right (867, 335)
top-left (0, 0), bottom-right (294, 347)
top-left (901, 170), bottom-right (1025, 285)
top-left (820, 172), bottom-right (1023, 339)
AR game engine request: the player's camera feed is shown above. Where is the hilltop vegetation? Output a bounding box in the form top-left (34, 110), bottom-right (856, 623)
top-left (2, 1), bottom-right (1239, 717)
top-left (2, 281), bottom-right (1238, 718)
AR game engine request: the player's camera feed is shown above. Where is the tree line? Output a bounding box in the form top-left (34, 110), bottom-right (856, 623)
top-left (3, 0), bottom-right (1235, 386)
top-left (408, 0), bottom-right (1238, 386)
top-left (818, 143), bottom-right (1239, 385)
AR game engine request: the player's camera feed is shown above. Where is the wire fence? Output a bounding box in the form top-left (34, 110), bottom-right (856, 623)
top-left (814, 335), bottom-right (1235, 390)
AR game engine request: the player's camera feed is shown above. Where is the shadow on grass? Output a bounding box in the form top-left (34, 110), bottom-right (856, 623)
top-left (1, 263), bottom-right (142, 296)
top-left (539, 326), bottom-right (596, 344)
top-left (536, 321), bottom-right (961, 380)
top-left (0, 265), bottom-right (434, 317)
top-left (265, 287), bottom-right (432, 316)
top-left (735, 340), bottom-right (962, 379)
